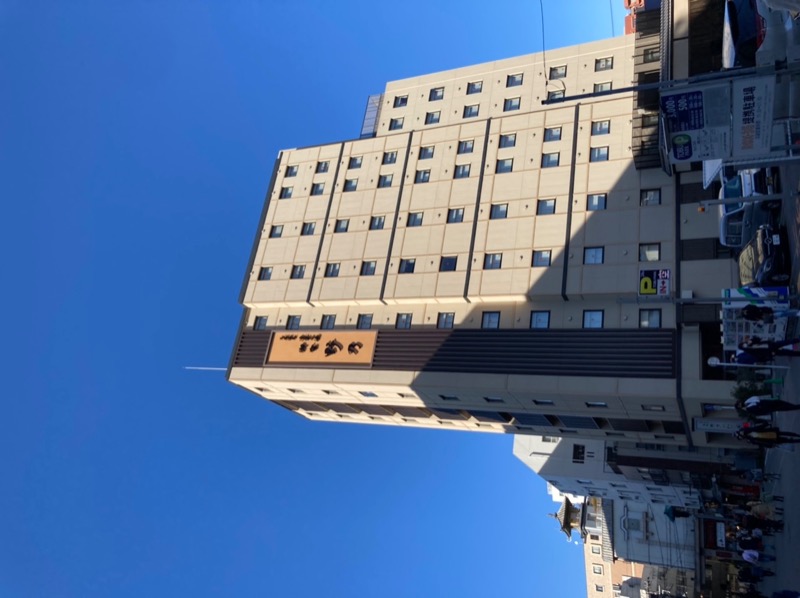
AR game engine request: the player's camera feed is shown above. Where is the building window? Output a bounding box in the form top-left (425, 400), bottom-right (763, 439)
top-left (544, 127), bottom-right (562, 142)
top-left (301, 222), bottom-right (315, 235)
top-left (591, 120), bottom-right (610, 135)
top-left (310, 182), bottom-right (325, 196)
top-left (641, 189), bottom-right (661, 206)
top-left (503, 97), bottom-right (521, 112)
top-left (279, 186), bottom-right (293, 199)
top-left (382, 151), bottom-right (397, 165)
top-left (393, 95), bottom-right (408, 108)
top-left (439, 256), bottom-right (457, 272)
top-left (429, 87), bottom-right (444, 101)
top-left (253, 316), bottom-right (268, 330)
top-left (532, 250), bottom-right (551, 267)
top-left (360, 261), bottom-right (377, 276)
top-left (463, 104), bottom-right (480, 118)
top-left (587, 193), bottom-right (606, 211)
top-left (269, 225), bottom-right (283, 238)
top-left (584, 247), bottom-right (604, 264)
top-left (369, 215), bottom-right (385, 230)
top-left (541, 152), bottom-right (560, 167)
top-left (357, 314), bottom-right (373, 329)
top-left (334, 219), bottom-right (349, 233)
top-left (534, 399), bottom-right (554, 406)
top-left (389, 118), bottom-right (404, 131)
top-left (639, 243), bottom-right (661, 261)
top-left (530, 311), bottom-right (550, 328)
top-left (499, 133), bottom-right (516, 148)
top-left (407, 212), bottom-right (424, 227)
top-left (396, 313), bottom-right (413, 329)
top-left (507, 73), bottom-right (523, 87)
top-left (290, 265), bottom-right (305, 279)
top-left (424, 111), bottom-right (440, 125)
top-left (482, 311), bottom-right (501, 329)
top-left (316, 161), bottom-right (329, 174)
top-left (642, 404), bottom-right (665, 411)
top-left (467, 80), bottom-right (483, 94)
top-left (643, 47), bottom-right (661, 63)
top-left (359, 391), bottom-right (378, 398)
top-left (324, 263), bottom-right (340, 278)
top-left (286, 315), bottom-right (301, 330)
top-left (437, 312), bottom-right (455, 329)
top-left (378, 174), bottom-right (393, 188)
top-left (349, 156), bottom-right (362, 169)
top-left (320, 314), bottom-right (336, 329)
top-left (416, 147), bottom-right (434, 161)
top-left (589, 146), bottom-right (609, 162)
top-left (537, 199), bottom-right (556, 215)
top-left (398, 258), bottom-right (416, 273)
top-left (447, 208), bottom-right (464, 223)
top-left (457, 140), bottom-right (474, 154)
top-left (573, 444), bottom-right (586, 463)
top-left (586, 401), bottom-right (607, 408)
top-left (285, 165), bottom-right (298, 177)
top-left (496, 158), bottom-right (513, 173)
top-left (595, 57), bottom-right (613, 71)
top-left (549, 65), bottom-right (567, 79)
top-left (594, 81), bottom-right (612, 93)
top-left (640, 309), bottom-right (662, 328)
top-left (583, 310), bottom-right (604, 328)
top-left (343, 179), bottom-right (358, 192)
top-left (489, 204), bottom-right (508, 219)
top-left (454, 164), bottom-right (471, 179)
top-left (258, 266), bottom-right (272, 281)
top-left (547, 90), bottom-right (564, 101)
top-left (484, 253), bottom-right (503, 270)
top-left (415, 170), bottom-right (430, 184)
top-left (591, 546), bottom-right (601, 555)
top-left (595, 585), bottom-right (604, 592)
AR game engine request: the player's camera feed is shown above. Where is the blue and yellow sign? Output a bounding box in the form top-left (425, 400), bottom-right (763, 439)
top-left (639, 269), bottom-right (671, 296)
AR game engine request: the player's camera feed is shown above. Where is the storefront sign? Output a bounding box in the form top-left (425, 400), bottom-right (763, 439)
top-left (267, 331), bottom-right (376, 366)
top-left (693, 417), bottom-right (741, 432)
top-left (722, 286), bottom-right (790, 308)
top-left (639, 269), bottom-right (671, 296)
top-left (716, 522), bottom-right (726, 548)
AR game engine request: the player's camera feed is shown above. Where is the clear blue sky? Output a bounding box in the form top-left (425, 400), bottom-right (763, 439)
top-left (2, 1), bottom-right (625, 596)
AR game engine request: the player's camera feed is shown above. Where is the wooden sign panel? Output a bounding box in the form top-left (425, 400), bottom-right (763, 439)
top-left (266, 331), bottom-right (377, 366)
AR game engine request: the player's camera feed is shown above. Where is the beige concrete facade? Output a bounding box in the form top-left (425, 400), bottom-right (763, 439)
top-left (229, 34), bottom-right (742, 448)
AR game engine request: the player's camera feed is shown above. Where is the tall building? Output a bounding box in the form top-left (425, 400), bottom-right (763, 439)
top-left (229, 28), bottom-right (739, 448)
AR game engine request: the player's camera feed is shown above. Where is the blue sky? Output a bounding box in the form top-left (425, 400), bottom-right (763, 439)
top-left (2, 1), bottom-right (625, 595)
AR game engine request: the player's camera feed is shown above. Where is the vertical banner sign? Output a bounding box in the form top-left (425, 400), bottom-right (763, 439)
top-left (731, 77), bottom-right (775, 159)
top-left (660, 84), bottom-right (731, 163)
top-left (639, 270), bottom-right (671, 296)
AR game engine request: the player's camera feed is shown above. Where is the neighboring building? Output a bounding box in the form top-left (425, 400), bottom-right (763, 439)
top-left (229, 2), bottom-right (746, 451)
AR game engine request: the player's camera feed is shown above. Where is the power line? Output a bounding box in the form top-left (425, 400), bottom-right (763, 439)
top-left (609, 0), bottom-right (616, 37)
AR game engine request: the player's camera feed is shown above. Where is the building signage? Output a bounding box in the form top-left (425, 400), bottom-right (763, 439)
top-left (660, 84), bottom-right (731, 163)
top-left (693, 417), bottom-right (742, 433)
top-left (722, 286), bottom-right (789, 308)
top-left (639, 269), bottom-right (670, 296)
top-left (266, 331), bottom-right (377, 366)
top-left (731, 77), bottom-right (774, 159)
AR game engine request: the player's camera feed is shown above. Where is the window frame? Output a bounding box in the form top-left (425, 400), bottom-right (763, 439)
top-left (530, 311), bottom-right (550, 329)
top-left (583, 310), bottom-right (604, 328)
top-left (466, 81), bottom-right (483, 95)
top-left (541, 152), bottom-right (560, 168)
top-left (290, 265), bottom-right (306, 279)
top-left (489, 203), bottom-right (508, 220)
top-left (315, 161), bottom-right (329, 174)
top-left (382, 151), bottom-right (397, 165)
top-left (591, 120), bottom-right (610, 136)
top-left (348, 156), bottom-right (362, 169)
top-left (463, 104), bottom-right (480, 118)
top-left (343, 179), bottom-right (358, 192)
top-left (641, 189), bottom-right (661, 206)
top-left (481, 311), bottom-right (501, 329)
top-left (506, 73), bottom-right (523, 87)
top-left (324, 263), bottom-right (340, 278)
top-left (639, 309), bottom-right (662, 328)
top-left (643, 47), bottom-right (661, 63)
top-left (286, 315), bottom-right (301, 330)
top-left (419, 146), bottom-right (434, 159)
top-left (310, 182), bottom-right (325, 196)
top-left (258, 266), bottom-right (273, 281)
top-left (424, 111), bottom-right (441, 125)
top-left (269, 224), bottom-right (283, 238)
top-left (503, 97), bottom-right (521, 112)
top-left (439, 256), bottom-right (457, 272)
top-left (532, 250), bottom-right (551, 267)
top-left (593, 81), bottom-right (612, 93)
top-left (254, 316), bottom-right (268, 330)
top-left (437, 312), bottom-right (455, 329)
top-left (301, 222), bottom-right (316, 236)
top-left (547, 90), bottom-right (564, 101)
top-left (457, 140), bottom-right (474, 154)
top-left (639, 243), bottom-right (661, 262)
top-left (429, 87), bottom-right (444, 101)
top-left (320, 314), bottom-right (336, 330)
top-left (398, 258), bottom-right (416, 274)
top-left (499, 133), bottom-right (517, 148)
top-left (285, 165), bottom-right (298, 177)
top-left (388, 117), bottom-right (404, 131)
top-left (595, 57), bottom-right (614, 71)
top-left (454, 164), bottom-right (471, 179)
top-left (589, 146), bottom-right (609, 162)
top-left (447, 208), bottom-right (464, 223)
top-left (369, 215), bottom-right (385, 230)
top-left (414, 170), bottom-right (431, 184)
top-left (483, 253), bottom-right (503, 270)
top-left (543, 127), bottom-right (562, 142)
top-left (584, 246), bottom-right (604, 264)
top-left (395, 313), bottom-right (413, 329)
top-left (587, 193), bottom-right (607, 211)
top-left (279, 186), bottom-right (293, 199)
top-left (537, 199), bottom-right (556, 215)
top-left (360, 261), bottom-right (377, 276)
top-left (356, 314), bottom-right (373, 329)
top-left (549, 65), bottom-right (567, 79)
top-left (393, 95), bottom-right (408, 108)
top-left (496, 158), bottom-right (513, 174)
top-left (334, 219), bottom-right (349, 233)
top-left (377, 174), bottom-right (393, 188)
top-left (407, 212), bottom-right (424, 227)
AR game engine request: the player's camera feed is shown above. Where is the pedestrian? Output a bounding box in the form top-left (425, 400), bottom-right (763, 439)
top-left (736, 395), bottom-right (800, 417)
top-left (735, 425), bottom-right (800, 447)
top-left (742, 549), bottom-right (776, 563)
top-left (737, 337), bottom-right (800, 362)
top-left (741, 305), bottom-right (800, 323)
